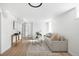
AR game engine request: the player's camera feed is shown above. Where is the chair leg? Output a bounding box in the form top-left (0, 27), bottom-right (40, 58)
top-left (11, 35), bottom-right (13, 47)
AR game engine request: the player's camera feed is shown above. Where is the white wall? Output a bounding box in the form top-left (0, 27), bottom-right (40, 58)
top-left (0, 9), bottom-right (15, 53)
top-left (32, 21), bottom-right (50, 36)
top-left (54, 8), bottom-right (79, 56)
top-left (0, 13), bottom-right (1, 53)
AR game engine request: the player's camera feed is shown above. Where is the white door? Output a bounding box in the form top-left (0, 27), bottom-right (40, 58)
top-left (22, 23), bottom-right (26, 38)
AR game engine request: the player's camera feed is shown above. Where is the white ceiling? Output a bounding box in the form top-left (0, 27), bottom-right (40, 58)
top-left (0, 3), bottom-right (76, 21)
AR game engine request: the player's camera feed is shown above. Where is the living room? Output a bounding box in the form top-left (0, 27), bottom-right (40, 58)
top-left (0, 3), bottom-right (79, 56)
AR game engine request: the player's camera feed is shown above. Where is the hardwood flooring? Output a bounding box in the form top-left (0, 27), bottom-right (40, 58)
top-left (0, 39), bottom-right (71, 56)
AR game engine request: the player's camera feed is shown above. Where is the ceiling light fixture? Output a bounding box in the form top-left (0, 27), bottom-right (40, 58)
top-left (28, 3), bottom-right (42, 8)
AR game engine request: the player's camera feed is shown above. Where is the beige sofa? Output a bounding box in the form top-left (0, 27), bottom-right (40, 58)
top-left (44, 33), bottom-right (68, 52)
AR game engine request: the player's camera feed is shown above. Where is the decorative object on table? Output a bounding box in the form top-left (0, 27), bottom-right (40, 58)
top-left (35, 32), bottom-right (42, 39)
top-left (45, 33), bottom-right (53, 38)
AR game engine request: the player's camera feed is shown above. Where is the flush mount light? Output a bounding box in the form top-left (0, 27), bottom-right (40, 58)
top-left (28, 3), bottom-right (42, 8)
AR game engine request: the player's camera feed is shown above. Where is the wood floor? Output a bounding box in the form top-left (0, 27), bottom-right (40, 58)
top-left (0, 39), bottom-right (71, 56)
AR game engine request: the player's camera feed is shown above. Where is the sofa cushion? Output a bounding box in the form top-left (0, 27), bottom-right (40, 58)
top-left (50, 33), bottom-right (64, 41)
top-left (60, 36), bottom-right (64, 41)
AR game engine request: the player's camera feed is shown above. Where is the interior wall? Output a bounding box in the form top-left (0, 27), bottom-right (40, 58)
top-left (40, 22), bottom-right (49, 35)
top-left (0, 13), bottom-right (1, 53)
top-left (0, 9), bottom-right (15, 53)
top-left (55, 8), bottom-right (79, 56)
top-left (32, 21), bottom-right (49, 36)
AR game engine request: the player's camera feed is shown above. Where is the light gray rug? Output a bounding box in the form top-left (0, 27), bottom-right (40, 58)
top-left (28, 41), bottom-right (50, 51)
top-left (26, 41), bottom-right (54, 56)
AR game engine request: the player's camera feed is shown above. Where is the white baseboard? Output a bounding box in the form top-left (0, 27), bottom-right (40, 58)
top-left (0, 45), bottom-right (11, 54)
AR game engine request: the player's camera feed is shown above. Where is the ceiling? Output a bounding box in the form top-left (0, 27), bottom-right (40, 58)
top-left (0, 3), bottom-right (76, 21)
